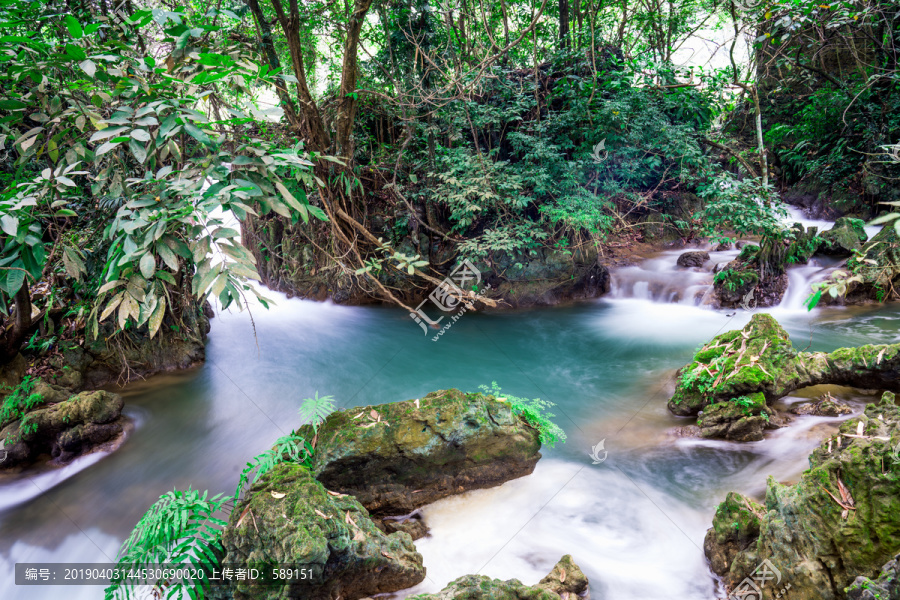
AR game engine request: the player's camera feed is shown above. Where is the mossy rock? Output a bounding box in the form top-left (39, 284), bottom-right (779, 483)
top-left (0, 389), bottom-right (125, 468)
top-left (669, 314), bottom-right (796, 416)
top-left (698, 393), bottom-right (776, 442)
top-left (668, 314), bottom-right (900, 420)
top-left (847, 552), bottom-right (900, 600)
top-left (705, 392), bottom-right (900, 599)
top-left (704, 491), bottom-right (764, 578)
top-left (820, 217), bottom-right (868, 256)
top-left (407, 555), bottom-right (589, 600)
top-left (299, 389), bottom-right (542, 516)
top-left (217, 463), bottom-right (425, 600)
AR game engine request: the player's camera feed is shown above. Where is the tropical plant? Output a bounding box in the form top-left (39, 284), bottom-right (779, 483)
top-left (478, 382), bottom-right (567, 447)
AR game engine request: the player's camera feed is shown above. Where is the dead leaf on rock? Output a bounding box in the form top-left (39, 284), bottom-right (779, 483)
top-left (559, 568), bottom-right (566, 583)
top-left (857, 421), bottom-right (865, 436)
top-left (359, 422), bottom-right (377, 429)
top-left (381, 551), bottom-right (395, 559)
top-left (352, 411), bottom-right (364, 419)
top-left (270, 491), bottom-right (286, 499)
top-left (314, 509), bottom-right (332, 519)
top-left (327, 490), bottom-right (347, 497)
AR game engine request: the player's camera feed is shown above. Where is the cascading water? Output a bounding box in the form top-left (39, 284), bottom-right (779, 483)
top-left (608, 247), bottom-right (737, 306)
top-left (609, 207), bottom-right (875, 312)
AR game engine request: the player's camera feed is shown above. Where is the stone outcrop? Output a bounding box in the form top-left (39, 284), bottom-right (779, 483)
top-left (704, 392), bottom-right (900, 599)
top-left (847, 553), bottom-right (900, 600)
top-left (819, 217), bottom-right (868, 256)
top-left (668, 313), bottom-right (900, 419)
top-left (676, 251), bottom-right (710, 268)
top-left (697, 392), bottom-right (780, 442)
top-left (217, 463), bottom-right (425, 600)
top-left (300, 388), bottom-right (543, 516)
top-left (408, 555), bottom-right (590, 599)
top-left (0, 384), bottom-right (126, 468)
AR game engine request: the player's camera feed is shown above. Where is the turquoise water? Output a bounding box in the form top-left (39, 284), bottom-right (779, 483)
top-left (1, 290), bottom-right (898, 599)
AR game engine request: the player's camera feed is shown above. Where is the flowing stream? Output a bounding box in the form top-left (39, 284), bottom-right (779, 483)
top-left (2, 213), bottom-right (899, 599)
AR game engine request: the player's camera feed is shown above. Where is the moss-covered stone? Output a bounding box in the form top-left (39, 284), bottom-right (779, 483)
top-left (0, 388), bottom-right (125, 468)
top-left (217, 463), bottom-right (425, 600)
top-left (705, 392), bottom-right (900, 600)
top-left (704, 491), bottom-right (764, 577)
top-left (847, 553), bottom-right (900, 600)
top-left (300, 389), bottom-right (542, 516)
top-left (669, 313), bottom-right (900, 419)
top-left (407, 555), bottom-right (590, 599)
top-left (698, 393), bottom-right (776, 441)
top-left (820, 217), bottom-right (868, 256)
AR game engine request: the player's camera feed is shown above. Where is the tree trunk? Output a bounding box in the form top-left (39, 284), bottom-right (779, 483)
top-left (1, 280), bottom-right (32, 364)
top-left (559, 0), bottom-right (570, 49)
top-left (334, 0), bottom-right (375, 159)
top-left (269, 0), bottom-right (331, 152)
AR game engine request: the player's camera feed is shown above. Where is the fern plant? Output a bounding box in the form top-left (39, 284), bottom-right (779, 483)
top-left (233, 433), bottom-right (312, 502)
top-left (298, 392), bottom-right (335, 433)
top-left (106, 488), bottom-right (228, 600)
top-left (477, 382), bottom-right (567, 448)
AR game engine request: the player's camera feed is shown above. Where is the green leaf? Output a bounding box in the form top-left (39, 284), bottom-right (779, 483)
top-left (95, 140), bottom-right (121, 156)
top-left (0, 268), bottom-right (25, 296)
top-left (183, 123), bottom-right (212, 146)
top-left (65, 43), bottom-right (86, 60)
top-left (275, 181), bottom-right (308, 222)
top-left (139, 252), bottom-right (156, 279)
top-left (157, 243), bottom-right (179, 271)
top-left (129, 138), bottom-right (148, 164)
top-left (130, 129), bottom-right (151, 142)
top-left (64, 16), bottom-right (83, 39)
top-left (0, 215), bottom-right (18, 236)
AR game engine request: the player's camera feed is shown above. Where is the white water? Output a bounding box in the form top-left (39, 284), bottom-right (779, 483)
top-left (609, 206), bottom-right (882, 314)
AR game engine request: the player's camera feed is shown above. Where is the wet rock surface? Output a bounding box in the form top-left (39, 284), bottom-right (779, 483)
top-left (704, 392), bottom-right (900, 600)
top-left (300, 388), bottom-right (542, 517)
top-left (216, 463), bottom-right (425, 600)
top-left (408, 555), bottom-right (590, 599)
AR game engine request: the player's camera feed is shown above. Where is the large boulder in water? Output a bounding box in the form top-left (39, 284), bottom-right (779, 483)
top-left (704, 392), bottom-right (900, 600)
top-left (668, 313), bottom-right (900, 418)
top-left (408, 554), bottom-right (590, 599)
top-left (217, 463), bottom-right (425, 600)
top-left (697, 392), bottom-right (779, 442)
top-left (676, 251), bottom-right (710, 268)
top-left (300, 389), bottom-right (542, 516)
top-left (819, 216), bottom-right (868, 256)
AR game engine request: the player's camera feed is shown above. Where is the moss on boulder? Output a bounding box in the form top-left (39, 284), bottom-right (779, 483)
top-left (705, 392), bottom-right (900, 600)
top-left (669, 313), bottom-right (900, 419)
top-left (217, 463), bottom-right (425, 600)
top-left (847, 552), bottom-right (900, 600)
top-left (408, 555), bottom-right (590, 599)
top-left (0, 387), bottom-right (125, 468)
top-left (698, 392), bottom-right (777, 442)
top-left (820, 217), bottom-right (869, 256)
top-left (300, 389), bottom-right (542, 516)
